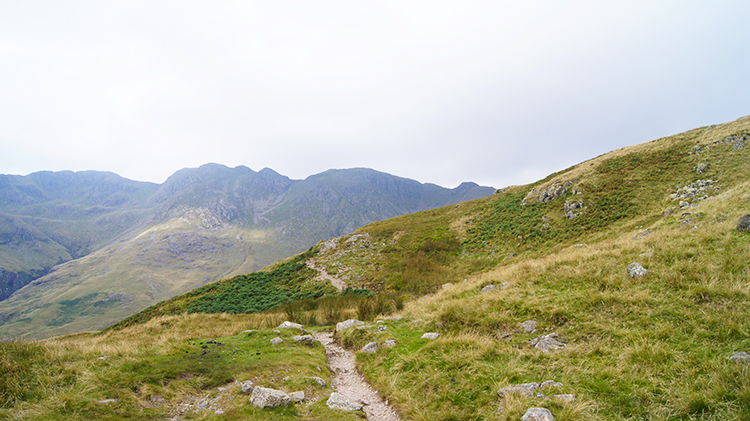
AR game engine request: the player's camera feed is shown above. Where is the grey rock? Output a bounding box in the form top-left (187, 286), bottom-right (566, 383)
top-left (289, 391), bottom-right (305, 402)
top-left (421, 332), bottom-right (440, 340)
top-left (729, 351), bottom-right (750, 363)
top-left (326, 392), bottom-right (363, 411)
top-left (540, 380), bottom-right (563, 389)
top-left (633, 230), bottom-right (651, 240)
top-left (537, 182), bottom-right (568, 203)
top-left (695, 163), bottom-right (708, 174)
top-left (336, 319), bottom-right (364, 332)
top-left (242, 330), bottom-right (257, 334)
top-left (627, 262), bottom-right (649, 278)
top-left (499, 282), bottom-right (510, 289)
top-left (531, 333), bottom-right (565, 352)
top-left (692, 145), bottom-right (702, 153)
top-left (270, 337), bottom-right (284, 345)
top-left (734, 140), bottom-right (745, 150)
top-left (292, 335), bottom-right (315, 346)
top-left (481, 284), bottom-right (496, 293)
top-left (278, 321), bottom-right (304, 330)
top-left (376, 325), bottom-right (388, 333)
top-left (553, 394), bottom-right (576, 403)
top-left (96, 399), bottom-right (120, 404)
top-left (250, 386), bottom-right (292, 408)
top-left (241, 380), bottom-right (255, 394)
top-left (305, 376), bottom-right (327, 387)
top-left (361, 342), bottom-right (378, 354)
top-left (522, 407), bottom-right (555, 421)
top-left (737, 215), bottom-right (750, 232)
top-left (384, 339), bottom-right (396, 347)
top-left (497, 383), bottom-right (539, 398)
top-left (520, 320), bottom-right (537, 333)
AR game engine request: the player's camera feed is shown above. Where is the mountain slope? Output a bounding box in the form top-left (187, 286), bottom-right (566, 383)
top-left (0, 166), bottom-right (494, 339)
top-left (67, 114), bottom-right (750, 420)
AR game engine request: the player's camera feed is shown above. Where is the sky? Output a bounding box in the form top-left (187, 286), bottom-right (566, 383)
top-left (1, 1), bottom-right (749, 189)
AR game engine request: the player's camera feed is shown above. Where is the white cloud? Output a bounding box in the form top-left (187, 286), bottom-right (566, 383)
top-left (1, 1), bottom-right (749, 187)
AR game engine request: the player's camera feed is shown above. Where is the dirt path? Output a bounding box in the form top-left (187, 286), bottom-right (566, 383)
top-left (313, 332), bottom-right (401, 421)
top-left (306, 260), bottom-right (346, 291)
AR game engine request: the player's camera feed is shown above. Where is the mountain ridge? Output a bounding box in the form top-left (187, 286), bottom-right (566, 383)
top-left (0, 165), bottom-right (495, 339)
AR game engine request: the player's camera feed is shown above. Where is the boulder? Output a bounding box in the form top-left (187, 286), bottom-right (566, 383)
top-left (278, 321), bottom-right (304, 330)
top-left (522, 407), bottom-right (555, 421)
top-left (737, 215), bottom-right (750, 232)
top-left (292, 335), bottom-right (315, 346)
top-left (627, 263), bottom-right (648, 278)
top-left (361, 342), bottom-right (378, 354)
top-left (421, 332), bottom-right (440, 340)
top-left (336, 319), bottom-right (364, 332)
top-left (270, 337), bottom-right (284, 345)
top-left (326, 392), bottom-right (363, 411)
top-left (249, 387), bottom-right (291, 408)
top-left (289, 391), bottom-right (305, 403)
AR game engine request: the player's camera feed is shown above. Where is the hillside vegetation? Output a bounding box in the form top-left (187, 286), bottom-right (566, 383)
top-left (2, 115), bottom-right (750, 420)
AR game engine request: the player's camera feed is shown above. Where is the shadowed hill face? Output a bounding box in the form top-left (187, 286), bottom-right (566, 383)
top-left (0, 165), bottom-right (494, 339)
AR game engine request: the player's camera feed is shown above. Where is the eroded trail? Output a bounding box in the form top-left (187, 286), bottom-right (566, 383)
top-left (306, 259), bottom-right (346, 291)
top-left (313, 332), bottom-right (401, 421)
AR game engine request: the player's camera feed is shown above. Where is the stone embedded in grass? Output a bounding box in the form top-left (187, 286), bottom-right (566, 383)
top-left (250, 386), bottom-right (292, 408)
top-left (326, 392), bottom-right (363, 411)
top-left (421, 332), bottom-right (440, 340)
top-left (627, 262), bottom-right (648, 278)
top-left (481, 284), bottom-right (496, 292)
top-left (522, 407), bottom-right (555, 421)
top-left (530, 333), bottom-right (565, 352)
top-left (520, 320), bottom-right (537, 333)
top-left (270, 337), bottom-right (284, 345)
top-left (737, 215), bottom-right (750, 232)
top-left (553, 394), bottom-right (576, 403)
top-left (305, 376), bottom-right (327, 387)
top-left (336, 319), bottom-right (364, 332)
top-left (292, 335), bottom-right (315, 346)
top-left (278, 321), bottom-right (304, 330)
top-left (540, 380), bottom-right (563, 390)
top-left (96, 399), bottom-right (120, 404)
top-left (729, 351), bottom-right (750, 363)
top-left (497, 383), bottom-right (539, 398)
top-left (289, 391), bottom-right (305, 402)
top-left (384, 339), bottom-right (396, 347)
top-left (241, 380), bottom-right (254, 394)
top-left (242, 329), bottom-right (257, 334)
top-left (361, 342), bottom-right (378, 354)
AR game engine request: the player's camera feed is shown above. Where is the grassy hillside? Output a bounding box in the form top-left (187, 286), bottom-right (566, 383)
top-left (2, 115), bottom-right (750, 420)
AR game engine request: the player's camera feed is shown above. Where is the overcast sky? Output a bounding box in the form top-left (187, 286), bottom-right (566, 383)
top-left (1, 1), bottom-right (749, 189)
